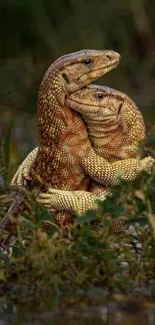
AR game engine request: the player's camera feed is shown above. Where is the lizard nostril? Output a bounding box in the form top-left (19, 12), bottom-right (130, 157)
top-left (105, 54), bottom-right (112, 60)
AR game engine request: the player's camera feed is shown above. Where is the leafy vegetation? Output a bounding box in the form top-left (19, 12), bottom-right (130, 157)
top-left (0, 132), bottom-right (155, 309)
top-left (0, 0), bottom-right (155, 312)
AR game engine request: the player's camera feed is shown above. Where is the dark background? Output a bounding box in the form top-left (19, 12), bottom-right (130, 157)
top-left (0, 0), bottom-right (155, 170)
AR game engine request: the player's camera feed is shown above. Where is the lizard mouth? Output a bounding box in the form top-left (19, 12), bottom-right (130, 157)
top-left (67, 98), bottom-right (100, 112)
top-left (77, 60), bottom-right (120, 82)
top-left (67, 98), bottom-right (117, 119)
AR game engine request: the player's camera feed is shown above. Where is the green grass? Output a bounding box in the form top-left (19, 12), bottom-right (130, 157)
top-left (0, 134), bottom-right (155, 309)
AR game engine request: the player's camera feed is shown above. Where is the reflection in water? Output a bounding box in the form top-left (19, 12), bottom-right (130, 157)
top-left (0, 302), bottom-right (155, 325)
top-left (108, 310), bottom-right (154, 325)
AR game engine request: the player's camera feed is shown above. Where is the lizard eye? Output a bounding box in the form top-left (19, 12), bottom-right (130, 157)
top-left (97, 93), bottom-right (103, 99)
top-left (83, 58), bottom-right (92, 65)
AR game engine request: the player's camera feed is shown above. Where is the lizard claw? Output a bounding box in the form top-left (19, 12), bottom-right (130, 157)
top-left (140, 156), bottom-right (155, 174)
top-left (37, 189), bottom-right (60, 207)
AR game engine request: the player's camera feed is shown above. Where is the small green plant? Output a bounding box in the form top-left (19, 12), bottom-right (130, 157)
top-left (0, 134), bottom-right (155, 308)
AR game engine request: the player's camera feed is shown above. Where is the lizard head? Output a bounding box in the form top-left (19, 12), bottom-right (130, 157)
top-left (67, 85), bottom-right (146, 157)
top-left (67, 85), bottom-right (125, 124)
top-left (55, 49), bottom-right (121, 92)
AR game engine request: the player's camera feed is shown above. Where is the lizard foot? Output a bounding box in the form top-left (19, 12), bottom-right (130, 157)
top-left (37, 188), bottom-right (98, 216)
top-left (37, 189), bottom-right (63, 208)
top-left (11, 166), bottom-right (32, 187)
top-left (11, 147), bottom-right (38, 186)
top-left (140, 156), bottom-right (155, 174)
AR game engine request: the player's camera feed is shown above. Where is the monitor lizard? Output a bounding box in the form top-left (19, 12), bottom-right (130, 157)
top-left (10, 86), bottom-right (154, 230)
top-left (0, 49), bottom-right (125, 241)
top-left (36, 85), bottom-right (153, 220)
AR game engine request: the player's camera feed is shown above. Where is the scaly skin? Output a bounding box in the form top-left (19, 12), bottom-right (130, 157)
top-left (29, 49), bottom-right (122, 189)
top-left (11, 86), bottom-right (154, 223)
top-left (22, 48), bottom-right (151, 192)
top-left (0, 49), bottom-right (122, 236)
top-left (36, 85), bottom-right (154, 216)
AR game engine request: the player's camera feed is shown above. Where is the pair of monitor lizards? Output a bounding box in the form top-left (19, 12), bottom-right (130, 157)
top-left (0, 49), bottom-right (154, 238)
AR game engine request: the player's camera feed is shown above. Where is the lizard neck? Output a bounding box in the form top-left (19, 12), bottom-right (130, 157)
top-left (83, 105), bottom-right (145, 162)
top-left (31, 68), bottom-right (90, 188)
top-left (86, 119), bottom-right (125, 160)
top-left (31, 69), bottom-right (71, 186)
top-left (37, 70), bottom-right (67, 148)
